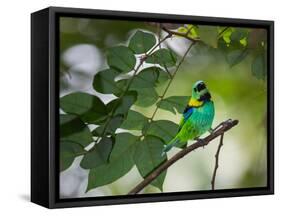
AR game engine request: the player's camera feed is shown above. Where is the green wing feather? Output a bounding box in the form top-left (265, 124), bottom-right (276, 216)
top-left (178, 117), bottom-right (185, 132)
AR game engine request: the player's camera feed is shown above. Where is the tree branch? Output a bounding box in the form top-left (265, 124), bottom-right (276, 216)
top-left (128, 119), bottom-right (239, 195)
top-left (162, 25), bottom-right (229, 42)
top-left (211, 133), bottom-right (224, 190)
top-left (162, 26), bottom-right (201, 42)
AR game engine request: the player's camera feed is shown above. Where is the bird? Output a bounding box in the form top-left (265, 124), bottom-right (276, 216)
top-left (162, 80), bottom-right (215, 156)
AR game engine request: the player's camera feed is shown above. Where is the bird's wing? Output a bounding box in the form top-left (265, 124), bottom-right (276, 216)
top-left (178, 106), bottom-right (194, 132)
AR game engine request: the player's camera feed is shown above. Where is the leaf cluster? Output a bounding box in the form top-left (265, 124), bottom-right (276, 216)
top-left (60, 30), bottom-right (187, 192)
top-left (177, 25), bottom-right (267, 80)
top-left (59, 24), bottom-right (265, 194)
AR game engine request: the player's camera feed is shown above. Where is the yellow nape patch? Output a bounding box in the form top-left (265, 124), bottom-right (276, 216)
top-left (188, 98), bottom-right (203, 107)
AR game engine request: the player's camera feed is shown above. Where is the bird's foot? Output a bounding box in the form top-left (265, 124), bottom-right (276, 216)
top-left (194, 137), bottom-right (205, 148)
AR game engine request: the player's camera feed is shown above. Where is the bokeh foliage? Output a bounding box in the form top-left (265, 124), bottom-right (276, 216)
top-left (59, 17), bottom-right (268, 196)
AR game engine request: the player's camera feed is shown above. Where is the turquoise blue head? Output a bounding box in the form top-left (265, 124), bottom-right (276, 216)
top-left (191, 80), bottom-right (211, 101)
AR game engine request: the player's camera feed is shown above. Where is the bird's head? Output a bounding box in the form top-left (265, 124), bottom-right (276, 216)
top-left (191, 80), bottom-right (211, 102)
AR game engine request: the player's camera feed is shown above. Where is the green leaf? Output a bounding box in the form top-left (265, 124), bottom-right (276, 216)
top-left (226, 49), bottom-right (249, 67)
top-left (146, 49), bottom-right (177, 68)
top-left (157, 69), bottom-right (170, 84)
top-left (240, 38), bottom-right (247, 47)
top-left (134, 88), bottom-right (159, 107)
top-left (252, 53), bottom-right (266, 80)
top-left (177, 25), bottom-right (199, 39)
top-left (109, 133), bottom-right (138, 161)
top-left (231, 28), bottom-right (248, 43)
top-left (117, 67), bottom-right (170, 91)
top-left (144, 120), bottom-right (178, 143)
top-left (157, 96), bottom-right (190, 114)
top-left (106, 91), bottom-right (137, 115)
top-left (80, 137), bottom-right (113, 169)
top-left (134, 135), bottom-right (167, 190)
top-left (92, 115), bottom-right (124, 137)
top-left (86, 133), bottom-right (139, 191)
top-left (187, 24), bottom-right (199, 39)
top-left (118, 67), bottom-right (161, 89)
top-left (120, 110), bottom-right (149, 130)
top-left (107, 46), bottom-right (136, 72)
top-left (93, 68), bottom-right (123, 95)
top-left (198, 25), bottom-right (218, 48)
top-left (221, 27), bottom-right (233, 44)
top-left (177, 26), bottom-right (188, 34)
top-left (132, 67), bottom-right (160, 88)
top-left (60, 140), bottom-right (86, 172)
top-left (60, 92), bottom-right (107, 124)
top-left (129, 30), bottom-right (156, 54)
top-left (60, 114), bottom-right (93, 147)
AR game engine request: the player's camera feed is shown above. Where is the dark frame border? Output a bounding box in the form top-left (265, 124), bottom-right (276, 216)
top-left (36, 6), bottom-right (274, 208)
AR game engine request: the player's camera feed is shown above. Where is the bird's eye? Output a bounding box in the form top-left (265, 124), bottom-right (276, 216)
top-left (197, 83), bottom-right (206, 92)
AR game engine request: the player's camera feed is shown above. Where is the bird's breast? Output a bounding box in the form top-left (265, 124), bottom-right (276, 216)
top-left (192, 101), bottom-right (215, 127)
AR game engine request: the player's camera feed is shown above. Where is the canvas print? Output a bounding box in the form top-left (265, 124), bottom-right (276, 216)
top-left (59, 17), bottom-right (268, 198)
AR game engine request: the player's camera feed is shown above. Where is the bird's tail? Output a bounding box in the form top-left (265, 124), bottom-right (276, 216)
top-left (161, 137), bottom-right (180, 156)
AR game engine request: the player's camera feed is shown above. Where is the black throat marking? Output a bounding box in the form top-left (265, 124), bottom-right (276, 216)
top-left (199, 92), bottom-right (211, 102)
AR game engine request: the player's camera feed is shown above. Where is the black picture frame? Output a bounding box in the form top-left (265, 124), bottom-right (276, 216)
top-left (31, 6), bottom-right (274, 208)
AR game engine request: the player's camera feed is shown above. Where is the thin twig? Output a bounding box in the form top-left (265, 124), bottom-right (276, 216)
top-left (185, 25), bottom-right (195, 37)
top-left (128, 119), bottom-right (239, 195)
top-left (163, 25), bottom-right (229, 42)
top-left (211, 133), bottom-right (224, 190)
top-left (218, 27), bottom-right (229, 38)
top-left (148, 41), bottom-right (196, 122)
top-left (146, 33), bottom-right (172, 56)
top-left (162, 26), bottom-right (201, 42)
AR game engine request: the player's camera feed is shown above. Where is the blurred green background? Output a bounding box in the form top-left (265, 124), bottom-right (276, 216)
top-left (59, 17), bottom-right (267, 198)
